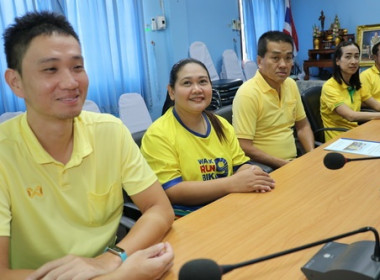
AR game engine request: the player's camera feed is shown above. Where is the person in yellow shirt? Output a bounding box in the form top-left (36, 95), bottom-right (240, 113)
top-left (360, 41), bottom-right (380, 102)
top-left (141, 58), bottom-right (275, 217)
top-left (321, 41), bottom-right (380, 141)
top-left (0, 11), bottom-right (174, 280)
top-left (232, 31), bottom-right (314, 170)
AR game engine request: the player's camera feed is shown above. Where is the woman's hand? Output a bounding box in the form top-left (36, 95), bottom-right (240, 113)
top-left (230, 166), bottom-right (275, 193)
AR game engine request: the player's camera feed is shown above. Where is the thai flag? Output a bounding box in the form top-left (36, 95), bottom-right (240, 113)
top-left (283, 0), bottom-right (299, 56)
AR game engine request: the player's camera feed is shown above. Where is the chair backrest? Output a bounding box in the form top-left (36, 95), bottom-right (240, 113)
top-left (83, 99), bottom-right (101, 113)
top-left (300, 85), bottom-right (324, 142)
top-left (0, 111), bottom-right (23, 123)
top-left (296, 80), bottom-right (325, 95)
top-left (118, 93), bottom-right (152, 134)
top-left (220, 49), bottom-right (245, 81)
top-left (189, 41), bottom-right (219, 81)
top-left (214, 104), bottom-right (232, 124)
top-left (243, 60), bottom-right (258, 80)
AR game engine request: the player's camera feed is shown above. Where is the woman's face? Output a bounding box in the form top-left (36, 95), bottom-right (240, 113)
top-left (168, 62), bottom-right (212, 115)
top-left (336, 44), bottom-right (360, 79)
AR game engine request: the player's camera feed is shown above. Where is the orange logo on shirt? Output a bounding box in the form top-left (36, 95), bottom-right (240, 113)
top-left (27, 186), bottom-right (43, 198)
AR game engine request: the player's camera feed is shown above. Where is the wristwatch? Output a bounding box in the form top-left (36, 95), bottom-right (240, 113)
top-left (105, 245), bottom-right (127, 262)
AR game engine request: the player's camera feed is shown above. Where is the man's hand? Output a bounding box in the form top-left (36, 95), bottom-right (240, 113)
top-left (25, 254), bottom-right (116, 280)
top-left (99, 242), bottom-right (174, 280)
top-left (25, 242), bottom-right (174, 280)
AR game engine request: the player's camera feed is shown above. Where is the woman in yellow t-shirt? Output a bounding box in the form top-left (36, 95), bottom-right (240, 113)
top-left (141, 58), bottom-right (275, 217)
top-left (320, 41), bottom-right (380, 141)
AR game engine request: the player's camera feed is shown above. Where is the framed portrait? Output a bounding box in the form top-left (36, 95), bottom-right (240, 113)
top-left (357, 24), bottom-right (380, 67)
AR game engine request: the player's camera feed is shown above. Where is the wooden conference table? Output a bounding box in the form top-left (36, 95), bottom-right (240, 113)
top-left (163, 120), bottom-right (380, 280)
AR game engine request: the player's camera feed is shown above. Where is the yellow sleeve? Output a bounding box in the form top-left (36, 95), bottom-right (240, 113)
top-left (232, 87), bottom-right (260, 140)
top-left (121, 127), bottom-right (157, 196)
top-left (321, 81), bottom-right (345, 112)
top-left (140, 123), bottom-right (181, 188)
top-left (292, 82), bottom-right (307, 121)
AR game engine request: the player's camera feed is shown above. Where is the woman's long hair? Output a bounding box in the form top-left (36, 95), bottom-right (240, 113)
top-left (332, 41), bottom-right (361, 90)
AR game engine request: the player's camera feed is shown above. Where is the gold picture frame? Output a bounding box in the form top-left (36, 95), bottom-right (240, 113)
top-left (357, 24), bottom-right (380, 67)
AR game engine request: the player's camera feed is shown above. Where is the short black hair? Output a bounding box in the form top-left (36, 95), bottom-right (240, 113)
top-left (3, 11), bottom-right (79, 74)
top-left (372, 41), bottom-right (380, 56)
top-left (257, 31), bottom-right (294, 57)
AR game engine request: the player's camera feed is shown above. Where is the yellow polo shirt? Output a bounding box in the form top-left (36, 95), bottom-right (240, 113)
top-left (360, 65), bottom-right (380, 102)
top-left (320, 77), bottom-right (371, 141)
top-left (0, 111), bottom-right (156, 269)
top-left (232, 71), bottom-right (306, 160)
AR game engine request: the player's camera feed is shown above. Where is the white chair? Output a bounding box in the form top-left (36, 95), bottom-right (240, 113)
top-left (243, 60), bottom-right (258, 80)
top-left (189, 41), bottom-right (243, 109)
top-left (82, 99), bottom-right (101, 113)
top-left (0, 111), bottom-right (23, 123)
top-left (118, 93), bottom-right (152, 134)
top-left (189, 41), bottom-right (220, 81)
top-left (220, 49), bottom-right (246, 81)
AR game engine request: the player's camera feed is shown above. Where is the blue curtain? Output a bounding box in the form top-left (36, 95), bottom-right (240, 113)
top-left (61, 0), bottom-right (149, 115)
top-left (241, 0), bottom-right (285, 61)
top-left (0, 0), bottom-right (148, 116)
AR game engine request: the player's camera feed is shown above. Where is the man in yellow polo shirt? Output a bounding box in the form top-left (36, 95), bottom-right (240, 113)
top-left (361, 41), bottom-right (380, 102)
top-left (233, 31), bottom-right (314, 169)
top-left (0, 11), bottom-right (174, 280)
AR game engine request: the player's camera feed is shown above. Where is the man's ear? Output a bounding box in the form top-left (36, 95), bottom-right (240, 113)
top-left (257, 55), bottom-right (262, 69)
top-left (4, 69), bottom-right (25, 98)
top-left (167, 85), bottom-right (175, 101)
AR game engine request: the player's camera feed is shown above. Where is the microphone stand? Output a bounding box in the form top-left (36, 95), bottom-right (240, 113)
top-left (222, 226), bottom-right (380, 274)
top-left (179, 226), bottom-right (380, 280)
top-left (347, 157), bottom-right (380, 162)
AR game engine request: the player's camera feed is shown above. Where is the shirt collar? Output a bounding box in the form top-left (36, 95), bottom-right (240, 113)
top-left (21, 113), bottom-right (92, 167)
top-left (255, 71), bottom-right (276, 93)
top-left (372, 65), bottom-right (380, 75)
top-left (255, 70), bottom-right (286, 95)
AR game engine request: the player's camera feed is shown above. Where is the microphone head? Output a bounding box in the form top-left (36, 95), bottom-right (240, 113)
top-left (323, 152), bottom-right (347, 170)
top-left (178, 258), bottom-right (222, 280)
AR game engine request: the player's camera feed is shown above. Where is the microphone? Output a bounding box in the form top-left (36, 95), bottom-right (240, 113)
top-left (178, 226), bottom-right (380, 280)
top-left (178, 259), bottom-right (222, 280)
top-left (323, 152), bottom-right (380, 170)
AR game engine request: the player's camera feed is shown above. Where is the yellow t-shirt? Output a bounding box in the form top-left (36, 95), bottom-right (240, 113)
top-left (140, 108), bottom-right (249, 215)
top-left (232, 71), bottom-right (306, 160)
top-left (360, 65), bottom-right (380, 102)
top-left (0, 111), bottom-right (156, 269)
top-left (320, 77), bottom-right (371, 141)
